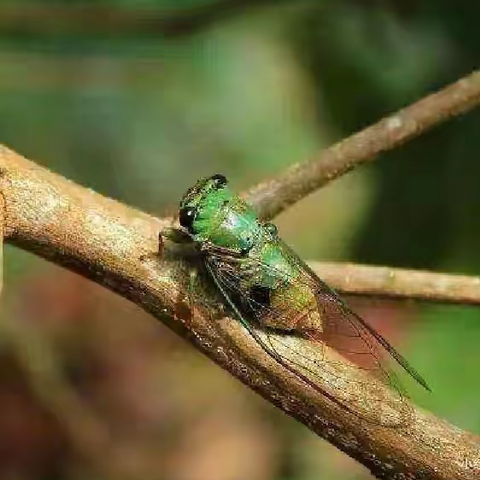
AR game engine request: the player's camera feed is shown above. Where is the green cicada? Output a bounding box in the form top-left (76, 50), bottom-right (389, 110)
top-left (173, 174), bottom-right (430, 426)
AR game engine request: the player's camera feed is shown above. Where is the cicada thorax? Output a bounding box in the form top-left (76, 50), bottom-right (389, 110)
top-left (201, 196), bottom-right (260, 253)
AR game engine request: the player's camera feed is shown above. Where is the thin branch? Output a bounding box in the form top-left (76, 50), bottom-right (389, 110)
top-left (0, 145), bottom-right (478, 480)
top-left (246, 70), bottom-right (480, 220)
top-left (311, 262), bottom-right (480, 305)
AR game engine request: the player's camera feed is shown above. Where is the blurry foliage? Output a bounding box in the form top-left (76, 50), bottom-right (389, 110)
top-left (0, 1), bottom-right (479, 479)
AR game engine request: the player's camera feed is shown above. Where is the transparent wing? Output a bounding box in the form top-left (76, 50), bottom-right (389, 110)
top-left (205, 241), bottom-right (427, 427)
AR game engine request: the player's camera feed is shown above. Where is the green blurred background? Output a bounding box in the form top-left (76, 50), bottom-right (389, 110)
top-left (0, 1), bottom-right (479, 479)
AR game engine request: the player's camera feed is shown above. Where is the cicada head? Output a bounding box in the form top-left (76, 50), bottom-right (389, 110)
top-left (179, 174), bottom-right (262, 253)
top-left (179, 174), bottom-right (231, 237)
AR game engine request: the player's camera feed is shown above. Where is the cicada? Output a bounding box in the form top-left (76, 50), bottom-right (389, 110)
top-left (172, 174), bottom-right (430, 426)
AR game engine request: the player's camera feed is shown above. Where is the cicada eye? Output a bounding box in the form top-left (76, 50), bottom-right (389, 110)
top-left (179, 206), bottom-right (197, 232)
top-left (211, 174), bottom-right (227, 188)
top-left (264, 223), bottom-right (278, 236)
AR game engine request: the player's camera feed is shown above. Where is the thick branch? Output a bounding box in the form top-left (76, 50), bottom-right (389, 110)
top-left (0, 145), bottom-right (478, 479)
top-left (246, 70), bottom-right (480, 220)
top-left (311, 262), bottom-right (480, 305)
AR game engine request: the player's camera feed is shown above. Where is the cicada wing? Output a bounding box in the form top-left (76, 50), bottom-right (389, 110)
top-left (205, 244), bottom-right (420, 427)
top-left (279, 241), bottom-right (429, 390)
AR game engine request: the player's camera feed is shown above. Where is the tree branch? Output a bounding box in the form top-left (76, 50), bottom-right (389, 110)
top-left (246, 70), bottom-right (480, 220)
top-left (0, 145), bottom-right (478, 479)
top-left (311, 262), bottom-right (480, 305)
